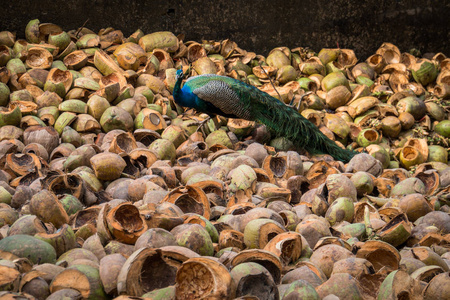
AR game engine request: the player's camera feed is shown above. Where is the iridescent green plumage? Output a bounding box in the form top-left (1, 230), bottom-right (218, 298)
top-left (173, 70), bottom-right (357, 162)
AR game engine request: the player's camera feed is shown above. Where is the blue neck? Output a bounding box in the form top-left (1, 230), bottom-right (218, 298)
top-left (173, 78), bottom-right (197, 108)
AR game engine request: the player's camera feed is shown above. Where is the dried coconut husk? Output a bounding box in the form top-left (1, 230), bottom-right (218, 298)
top-left (418, 232), bottom-right (449, 248)
top-left (5, 152), bottom-right (42, 176)
top-left (243, 218), bottom-right (286, 249)
top-left (35, 224), bottom-right (76, 257)
top-left (47, 173), bottom-right (85, 200)
top-left (30, 189), bottom-right (69, 228)
top-left (422, 272), bottom-right (450, 300)
top-left (372, 177), bottom-right (397, 198)
top-left (282, 263), bottom-right (326, 288)
top-left (189, 180), bottom-right (223, 200)
top-left (94, 48), bottom-right (124, 76)
top-left (316, 273), bottom-right (363, 299)
top-left (305, 161), bottom-right (340, 189)
top-left (70, 206), bottom-right (100, 232)
top-left (108, 132), bottom-right (138, 154)
top-left (19, 270), bottom-right (50, 298)
top-left (47, 68), bottom-right (73, 93)
top-left (23, 125), bottom-right (59, 155)
top-left (263, 231), bottom-right (302, 265)
top-left (414, 169), bottom-right (440, 196)
top-left (175, 257), bottom-right (233, 299)
top-left (141, 210), bottom-right (184, 231)
top-left (377, 213), bottom-right (412, 247)
top-left (116, 247), bottom-right (184, 296)
top-left (218, 229), bottom-right (245, 250)
top-left (355, 240), bottom-right (400, 272)
top-left (25, 47), bottom-right (53, 69)
top-left (98, 254), bottom-right (126, 297)
top-left (162, 185), bottom-right (210, 220)
top-left (380, 168), bottom-right (411, 184)
top-left (353, 202), bottom-right (380, 223)
top-left (128, 148), bottom-right (158, 169)
top-left (377, 269), bottom-right (422, 300)
top-left (0, 264), bottom-right (21, 292)
top-left (410, 265), bottom-right (445, 283)
top-left (9, 101), bottom-right (38, 117)
top-left (3, 22), bottom-right (450, 300)
top-left (230, 249), bottom-right (282, 284)
top-left (410, 247), bottom-right (449, 272)
top-left (314, 236), bottom-right (352, 252)
top-left (106, 203), bottom-right (147, 244)
top-left (49, 264), bottom-right (107, 299)
top-left (309, 243), bottom-right (353, 278)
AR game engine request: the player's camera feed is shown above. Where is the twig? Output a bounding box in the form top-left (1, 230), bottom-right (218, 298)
top-left (75, 19), bottom-right (90, 38)
top-left (259, 62), bottom-right (282, 101)
top-left (296, 91), bottom-right (313, 111)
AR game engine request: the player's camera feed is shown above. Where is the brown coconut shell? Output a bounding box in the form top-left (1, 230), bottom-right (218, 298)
top-left (162, 185), bottom-right (210, 220)
top-left (356, 240), bottom-right (400, 272)
top-left (106, 203), bottom-right (147, 244)
top-left (175, 257), bottom-right (233, 299)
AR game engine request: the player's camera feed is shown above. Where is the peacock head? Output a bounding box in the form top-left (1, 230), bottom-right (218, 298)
top-left (176, 69), bottom-right (185, 81)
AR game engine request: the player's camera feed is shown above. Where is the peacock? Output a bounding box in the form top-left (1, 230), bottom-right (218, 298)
top-left (173, 69), bottom-right (357, 162)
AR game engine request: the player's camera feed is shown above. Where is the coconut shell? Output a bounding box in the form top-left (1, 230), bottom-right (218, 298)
top-left (175, 257), bottom-right (233, 299)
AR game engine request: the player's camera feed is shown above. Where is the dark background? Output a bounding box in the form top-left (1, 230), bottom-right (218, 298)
top-left (2, 0), bottom-right (449, 59)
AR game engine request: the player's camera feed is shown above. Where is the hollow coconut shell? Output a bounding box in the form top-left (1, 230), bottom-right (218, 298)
top-left (19, 271), bottom-right (51, 299)
top-left (357, 128), bottom-right (382, 147)
top-left (230, 249), bottom-right (283, 284)
top-left (116, 247), bottom-right (180, 296)
top-left (316, 273), bottom-right (363, 300)
top-left (171, 223), bottom-right (214, 256)
top-left (326, 197), bottom-right (355, 226)
top-left (377, 213), bottom-right (412, 247)
top-left (411, 59), bottom-right (438, 86)
top-left (0, 264), bottom-right (21, 292)
top-left (141, 286), bottom-right (176, 299)
top-left (243, 218), bottom-right (286, 249)
top-left (106, 203), bottom-right (147, 244)
top-left (35, 224), bottom-right (76, 257)
top-left (422, 272), bottom-right (450, 300)
top-left (400, 146), bottom-right (424, 170)
top-left (309, 244), bottom-right (353, 278)
top-left (434, 120), bottom-right (450, 138)
top-left (90, 152), bottom-right (127, 181)
top-left (139, 31), bottom-right (178, 53)
top-left (94, 49), bottom-right (123, 76)
top-left (229, 262), bottom-right (279, 300)
top-left (49, 264), bottom-right (107, 299)
top-left (175, 257), bottom-right (233, 299)
top-left (282, 279), bottom-right (320, 300)
top-left (26, 47), bottom-right (53, 69)
top-left (0, 105), bottom-right (22, 127)
top-left (30, 189), bottom-right (69, 228)
top-left (398, 193), bottom-right (432, 222)
top-left (377, 270), bottom-right (422, 300)
top-left (0, 234), bottom-right (56, 264)
top-left (97, 254), bottom-right (126, 296)
top-left (356, 240), bottom-right (400, 272)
